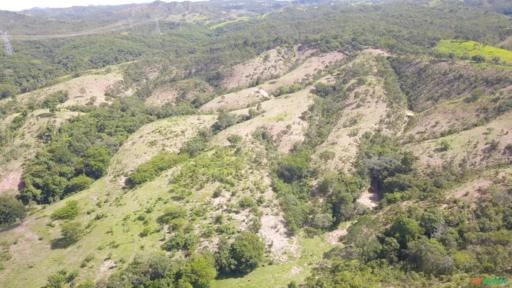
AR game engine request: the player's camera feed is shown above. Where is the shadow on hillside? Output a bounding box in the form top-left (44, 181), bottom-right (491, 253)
top-left (0, 222), bottom-right (23, 232)
top-left (51, 238), bottom-right (76, 249)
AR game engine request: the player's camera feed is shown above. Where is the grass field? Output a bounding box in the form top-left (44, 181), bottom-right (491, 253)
top-left (210, 17), bottom-right (250, 29)
top-left (435, 40), bottom-right (512, 64)
top-left (212, 235), bottom-right (332, 288)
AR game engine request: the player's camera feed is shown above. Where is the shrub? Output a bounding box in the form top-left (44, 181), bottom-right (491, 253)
top-left (323, 173), bottom-right (365, 224)
top-left (215, 232), bottom-right (265, 276)
top-left (43, 270), bottom-right (78, 288)
top-left (157, 205), bottom-right (187, 225)
top-left (8, 112), bottom-right (27, 132)
top-left (503, 143), bottom-right (512, 154)
top-left (0, 196), bottom-right (26, 225)
top-left (382, 174), bottom-right (416, 193)
top-left (126, 152), bottom-right (188, 188)
top-left (312, 82), bottom-right (337, 98)
top-left (227, 134), bottom-right (243, 147)
top-left (419, 209), bottom-right (444, 238)
top-left (77, 280), bottom-right (95, 288)
top-left (310, 213), bottom-right (333, 230)
top-left (42, 91), bottom-right (69, 112)
top-left (275, 185), bottom-right (309, 234)
top-left (52, 222), bottom-right (83, 248)
top-left (276, 150), bottom-right (311, 183)
top-left (406, 238), bottom-right (453, 275)
top-left (435, 140), bottom-right (451, 152)
top-left (162, 231), bottom-right (198, 252)
top-left (106, 253), bottom-right (216, 288)
top-left (83, 146), bottom-right (111, 179)
top-left (471, 55), bottom-right (485, 63)
top-left (212, 112), bottom-right (242, 132)
top-left (356, 133), bottom-right (417, 195)
top-left (65, 175), bottom-right (93, 194)
top-left (386, 216), bottom-right (422, 249)
top-left (0, 83), bottom-right (17, 99)
top-left (51, 200), bottom-right (79, 221)
top-left (183, 253), bottom-right (217, 288)
top-left (342, 216), bottom-right (382, 262)
top-left (238, 196), bottom-right (256, 209)
top-left (180, 129), bottom-right (212, 157)
top-left (319, 150), bottom-right (335, 161)
top-left (452, 250), bottom-right (476, 272)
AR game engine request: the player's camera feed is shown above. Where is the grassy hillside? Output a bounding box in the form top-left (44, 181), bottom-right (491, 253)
top-left (0, 1), bottom-right (511, 287)
top-left (435, 39), bottom-right (512, 64)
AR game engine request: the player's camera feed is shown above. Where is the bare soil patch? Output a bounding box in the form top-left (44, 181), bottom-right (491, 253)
top-left (201, 51), bottom-right (344, 113)
top-left (448, 178), bottom-right (493, 205)
top-left (221, 47), bottom-right (297, 90)
top-left (409, 110), bottom-right (512, 170)
top-left (145, 79), bottom-right (213, 107)
top-left (326, 228), bottom-right (348, 245)
top-left (356, 190), bottom-right (379, 209)
top-left (14, 72), bottom-right (129, 108)
top-left (213, 88), bottom-right (313, 153)
top-left (0, 170), bottom-right (22, 194)
top-left (96, 259), bottom-right (117, 282)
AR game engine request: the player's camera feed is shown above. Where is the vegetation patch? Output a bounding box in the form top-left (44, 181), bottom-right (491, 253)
top-left (169, 147), bottom-right (246, 196)
top-left (210, 17), bottom-right (250, 29)
top-left (435, 39), bottom-right (512, 64)
top-left (51, 200), bottom-right (79, 221)
top-left (0, 196), bottom-right (26, 225)
top-left (125, 152), bottom-right (188, 188)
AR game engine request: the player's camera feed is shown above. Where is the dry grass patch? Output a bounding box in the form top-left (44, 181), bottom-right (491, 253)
top-left (313, 77), bottom-right (389, 172)
top-left (213, 88), bottom-right (314, 153)
top-left (13, 72), bottom-right (130, 108)
top-left (408, 110), bottom-right (512, 169)
top-left (200, 51), bottom-right (344, 113)
top-left (200, 87), bottom-right (268, 113)
top-left (405, 97), bottom-right (482, 141)
top-left (145, 79), bottom-right (213, 107)
top-left (446, 178), bottom-right (493, 206)
top-left (311, 50), bottom-right (407, 172)
top-left (108, 115), bottom-right (216, 179)
top-left (221, 46), bottom-right (313, 90)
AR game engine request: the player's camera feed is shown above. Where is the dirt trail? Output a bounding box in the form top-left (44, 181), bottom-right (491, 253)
top-left (1, 31), bottom-right (13, 55)
top-left (258, 175), bottom-right (297, 262)
top-left (0, 170), bottom-right (21, 194)
top-left (9, 19), bottom-right (154, 41)
top-left (96, 260), bottom-right (117, 282)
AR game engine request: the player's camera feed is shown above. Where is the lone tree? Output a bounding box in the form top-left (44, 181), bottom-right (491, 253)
top-left (0, 195), bottom-right (26, 225)
top-left (216, 232), bottom-right (265, 276)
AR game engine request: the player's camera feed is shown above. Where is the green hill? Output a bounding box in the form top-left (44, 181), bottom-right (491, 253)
top-left (0, 1), bottom-right (511, 287)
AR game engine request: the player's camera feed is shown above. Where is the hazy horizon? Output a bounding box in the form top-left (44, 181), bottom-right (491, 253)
top-left (0, 0), bottom-right (204, 12)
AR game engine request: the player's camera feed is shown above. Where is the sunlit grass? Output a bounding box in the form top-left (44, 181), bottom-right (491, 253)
top-left (210, 17), bottom-right (250, 29)
top-left (212, 235), bottom-right (332, 288)
top-left (435, 40), bottom-right (512, 63)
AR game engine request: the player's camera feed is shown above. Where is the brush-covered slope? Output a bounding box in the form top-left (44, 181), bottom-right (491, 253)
top-left (0, 1), bottom-right (512, 288)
